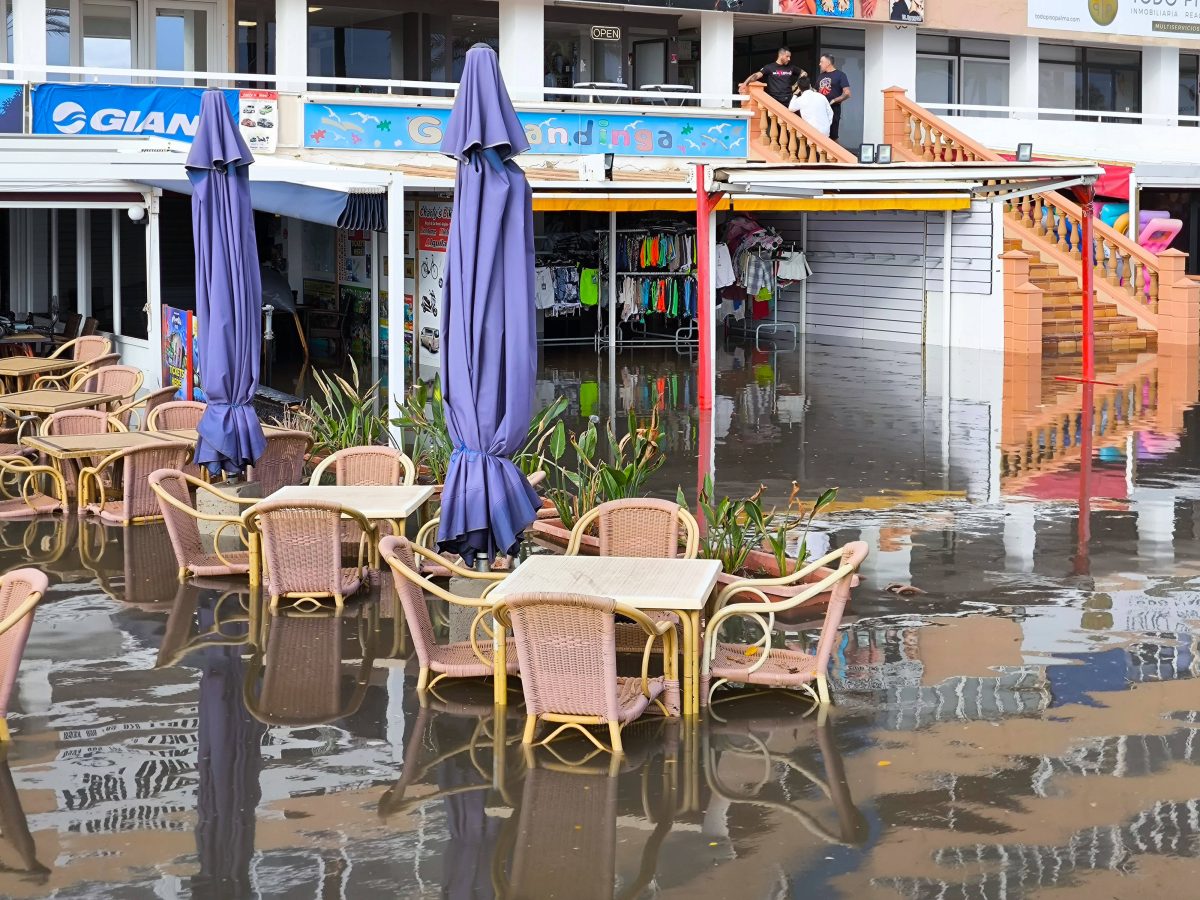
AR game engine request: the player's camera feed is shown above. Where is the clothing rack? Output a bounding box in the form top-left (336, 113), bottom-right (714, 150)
top-left (535, 248), bottom-right (602, 348)
top-left (725, 243), bottom-right (798, 351)
top-left (597, 227), bottom-right (700, 353)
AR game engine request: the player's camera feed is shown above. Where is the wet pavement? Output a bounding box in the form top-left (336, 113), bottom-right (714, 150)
top-left (4, 338), bottom-right (1200, 897)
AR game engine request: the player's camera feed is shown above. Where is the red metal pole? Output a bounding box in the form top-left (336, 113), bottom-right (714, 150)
top-left (1075, 185), bottom-right (1097, 384)
top-left (1074, 382), bottom-right (1095, 576)
top-left (696, 163), bottom-right (712, 411)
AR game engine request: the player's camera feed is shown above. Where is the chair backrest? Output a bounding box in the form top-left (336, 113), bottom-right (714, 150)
top-left (148, 468), bottom-right (205, 572)
top-left (60, 312), bottom-right (82, 340)
top-left (245, 499), bottom-right (346, 599)
top-left (71, 335), bottom-right (112, 362)
top-left (250, 431), bottom-right (312, 494)
top-left (379, 536), bottom-right (438, 670)
top-left (42, 408), bottom-right (111, 437)
top-left (81, 317), bottom-right (99, 335)
top-left (111, 442), bottom-right (193, 521)
top-left (79, 364), bottom-right (144, 401)
top-left (500, 592), bottom-right (621, 721)
top-left (310, 446), bottom-right (415, 487)
top-left (147, 400), bottom-right (206, 432)
top-left (254, 614), bottom-right (346, 725)
top-left (574, 498), bottom-right (699, 559)
top-left (0, 568), bottom-right (49, 721)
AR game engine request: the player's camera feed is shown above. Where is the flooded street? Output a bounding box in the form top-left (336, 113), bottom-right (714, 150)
top-left (4, 339), bottom-right (1200, 898)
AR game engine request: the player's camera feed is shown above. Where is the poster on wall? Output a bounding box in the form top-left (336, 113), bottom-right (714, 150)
top-left (162, 306), bottom-right (192, 400)
top-left (341, 284), bottom-right (372, 359)
top-left (416, 200), bottom-right (451, 371)
top-left (0, 85), bottom-right (22, 134)
top-left (191, 316), bottom-right (205, 402)
top-left (1028, 0), bottom-right (1200, 40)
top-left (238, 89), bottom-right (278, 154)
top-left (774, 0), bottom-right (921, 23)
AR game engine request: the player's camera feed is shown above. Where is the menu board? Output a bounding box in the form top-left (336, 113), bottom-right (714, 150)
top-left (416, 200), bottom-right (452, 371)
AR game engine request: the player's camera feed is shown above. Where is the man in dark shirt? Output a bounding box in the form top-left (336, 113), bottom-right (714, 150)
top-left (817, 54), bottom-right (852, 142)
top-left (740, 47), bottom-right (802, 109)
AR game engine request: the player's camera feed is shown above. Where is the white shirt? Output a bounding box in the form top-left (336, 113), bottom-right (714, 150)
top-left (788, 90), bottom-right (833, 137)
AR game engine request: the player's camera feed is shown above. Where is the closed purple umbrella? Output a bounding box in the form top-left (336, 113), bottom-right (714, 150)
top-left (436, 45), bottom-right (539, 564)
top-left (186, 90), bottom-right (266, 476)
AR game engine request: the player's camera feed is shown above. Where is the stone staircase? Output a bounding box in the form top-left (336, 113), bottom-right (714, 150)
top-left (1003, 237), bottom-right (1156, 356)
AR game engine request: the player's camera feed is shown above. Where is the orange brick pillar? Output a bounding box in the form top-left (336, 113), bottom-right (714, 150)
top-left (882, 86), bottom-right (909, 154)
top-left (1001, 250), bottom-right (1043, 429)
top-left (1155, 249), bottom-right (1200, 349)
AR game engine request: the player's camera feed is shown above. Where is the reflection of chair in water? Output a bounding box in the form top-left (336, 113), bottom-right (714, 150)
top-left (0, 569), bottom-right (48, 742)
top-left (0, 749), bottom-right (50, 883)
top-left (242, 600), bottom-right (377, 727)
top-left (704, 708), bottom-right (867, 848)
top-left (156, 582), bottom-right (254, 670)
top-left (79, 520), bottom-right (181, 606)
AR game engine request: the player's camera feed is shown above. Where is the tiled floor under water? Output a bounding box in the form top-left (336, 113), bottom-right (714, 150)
top-left (3, 338), bottom-right (1200, 898)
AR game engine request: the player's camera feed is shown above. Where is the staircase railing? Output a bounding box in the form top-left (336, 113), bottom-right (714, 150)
top-left (883, 86), bottom-right (1162, 322)
top-left (744, 84), bottom-right (857, 165)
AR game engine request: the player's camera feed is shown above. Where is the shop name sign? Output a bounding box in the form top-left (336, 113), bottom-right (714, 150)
top-left (1028, 0), bottom-right (1200, 40)
top-left (304, 103), bottom-right (749, 158)
top-left (591, 26), bottom-right (621, 40)
top-left (31, 83), bottom-right (241, 139)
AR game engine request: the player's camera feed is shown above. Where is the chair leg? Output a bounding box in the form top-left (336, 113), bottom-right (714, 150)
top-left (0, 717), bottom-right (9, 742)
top-left (522, 714), bottom-right (538, 745)
top-left (817, 674), bottom-right (831, 706)
top-left (416, 667), bottom-right (429, 692)
top-left (608, 721), bottom-right (623, 755)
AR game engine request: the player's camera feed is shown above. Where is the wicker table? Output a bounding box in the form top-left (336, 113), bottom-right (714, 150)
top-left (0, 390), bottom-right (121, 436)
top-left (490, 556), bottom-right (723, 716)
top-left (0, 356), bottom-right (77, 390)
top-left (21, 430), bottom-right (170, 460)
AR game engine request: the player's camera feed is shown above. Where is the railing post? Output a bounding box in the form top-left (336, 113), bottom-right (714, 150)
top-left (1001, 249), bottom-right (1043, 359)
top-left (1155, 249), bottom-right (1199, 349)
top-left (882, 86), bottom-right (909, 151)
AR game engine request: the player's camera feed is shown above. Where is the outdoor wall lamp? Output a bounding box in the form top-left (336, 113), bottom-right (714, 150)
top-left (1016, 143), bottom-right (1033, 162)
top-left (858, 144), bottom-right (875, 164)
top-left (127, 206), bottom-right (145, 222)
top-left (875, 144), bottom-right (893, 165)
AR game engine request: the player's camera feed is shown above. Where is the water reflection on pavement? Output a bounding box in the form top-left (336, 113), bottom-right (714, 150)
top-left (2, 339), bottom-right (1200, 897)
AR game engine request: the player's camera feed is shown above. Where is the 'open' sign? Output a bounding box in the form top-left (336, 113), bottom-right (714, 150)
top-left (590, 26), bottom-right (621, 41)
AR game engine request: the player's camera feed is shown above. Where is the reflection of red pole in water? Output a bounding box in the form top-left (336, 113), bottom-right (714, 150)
top-left (1075, 382), bottom-right (1095, 576)
top-left (697, 405), bottom-right (713, 518)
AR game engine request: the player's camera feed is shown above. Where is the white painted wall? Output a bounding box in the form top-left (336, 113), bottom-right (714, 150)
top-left (11, 0), bottom-right (47, 81)
top-left (275, 0), bottom-right (308, 93)
top-left (951, 115), bottom-right (1197, 166)
top-left (863, 25), bottom-right (916, 146)
top-left (1143, 45), bottom-right (1181, 127)
top-left (499, 0), bottom-right (545, 101)
top-left (699, 11), bottom-right (734, 108)
top-left (1009, 36), bottom-right (1039, 120)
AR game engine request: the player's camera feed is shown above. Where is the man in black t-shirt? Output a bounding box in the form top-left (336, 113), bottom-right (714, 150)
top-left (817, 54), bottom-right (852, 143)
top-left (740, 47), bottom-right (802, 109)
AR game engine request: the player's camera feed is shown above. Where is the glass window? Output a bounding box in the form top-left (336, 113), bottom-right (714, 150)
top-left (81, 2), bottom-right (136, 79)
top-left (89, 210), bottom-right (114, 334)
top-left (959, 38), bottom-right (1008, 58)
top-left (46, 6), bottom-right (71, 78)
top-left (450, 16), bottom-right (497, 82)
top-left (154, 8), bottom-right (208, 73)
top-left (56, 210), bottom-right (78, 313)
top-left (1181, 53), bottom-right (1198, 124)
top-left (821, 27), bottom-right (864, 49)
top-left (236, 1), bottom-right (275, 76)
top-left (544, 25), bottom-right (581, 91)
top-left (916, 56), bottom-right (956, 109)
top-left (1039, 43), bottom-right (1077, 64)
top-left (1039, 59), bottom-right (1077, 117)
top-left (916, 35), bottom-right (952, 54)
top-left (3, 0), bottom-right (11, 65)
top-left (118, 214), bottom-right (147, 339)
top-left (309, 6), bottom-right (401, 90)
top-left (961, 58), bottom-right (1008, 117)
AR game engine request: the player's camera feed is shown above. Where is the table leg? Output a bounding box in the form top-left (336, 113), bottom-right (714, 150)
top-left (493, 619), bottom-right (508, 706)
top-left (249, 533), bottom-right (261, 589)
top-left (680, 609), bottom-right (702, 717)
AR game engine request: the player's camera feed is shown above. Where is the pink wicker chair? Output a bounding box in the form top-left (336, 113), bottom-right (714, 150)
top-left (379, 535), bottom-right (515, 693)
top-left (78, 440), bottom-right (192, 524)
top-left (493, 593), bottom-right (676, 755)
top-left (0, 568), bottom-right (49, 741)
top-left (135, 386), bottom-right (180, 431)
top-left (0, 457), bottom-right (68, 519)
top-left (566, 498), bottom-right (699, 664)
top-left (47, 334), bottom-right (111, 362)
top-left (76, 365), bottom-right (144, 425)
top-left (149, 468), bottom-right (256, 580)
top-left (703, 542), bottom-right (869, 708)
top-left (40, 408), bottom-right (121, 496)
top-left (243, 499), bottom-right (374, 612)
top-left (146, 400), bottom-right (206, 432)
top-left (309, 445), bottom-right (416, 487)
top-left (248, 430), bottom-right (312, 494)
top-left (30, 352), bottom-right (119, 392)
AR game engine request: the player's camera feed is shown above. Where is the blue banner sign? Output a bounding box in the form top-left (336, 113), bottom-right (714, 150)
top-left (0, 84), bottom-right (22, 134)
top-left (304, 102), bottom-right (749, 158)
top-left (31, 83), bottom-right (239, 141)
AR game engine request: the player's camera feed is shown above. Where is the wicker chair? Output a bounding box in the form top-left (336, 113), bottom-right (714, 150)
top-left (0, 457), bottom-right (68, 519)
top-left (30, 352), bottom-right (119, 391)
top-left (243, 602), bottom-right (376, 727)
top-left (248, 430), bottom-right (312, 494)
top-left (243, 499), bottom-right (374, 612)
top-left (78, 440), bottom-right (192, 524)
top-left (149, 468), bottom-right (256, 580)
top-left (136, 386), bottom-right (180, 431)
top-left (146, 400), bottom-right (207, 432)
top-left (493, 593), bottom-right (676, 755)
top-left (47, 335), bottom-right (111, 363)
top-left (40, 408), bottom-right (122, 497)
top-left (379, 535), bottom-right (514, 694)
top-left (703, 542), bottom-right (869, 708)
top-left (309, 445), bottom-right (416, 486)
top-left (566, 498), bottom-right (699, 664)
top-left (0, 568), bottom-right (49, 741)
top-left (76, 365), bottom-right (144, 425)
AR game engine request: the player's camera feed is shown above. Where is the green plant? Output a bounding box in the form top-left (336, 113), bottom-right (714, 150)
top-left (289, 358), bottom-right (391, 456)
top-left (392, 376), bottom-right (568, 484)
top-left (677, 474), bottom-right (766, 576)
top-left (544, 409), bottom-right (666, 529)
top-left (763, 483), bottom-right (839, 577)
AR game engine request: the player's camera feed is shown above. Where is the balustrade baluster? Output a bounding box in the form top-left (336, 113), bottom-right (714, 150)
top-left (1148, 268), bottom-right (1158, 311)
top-left (1130, 260), bottom-right (1143, 303)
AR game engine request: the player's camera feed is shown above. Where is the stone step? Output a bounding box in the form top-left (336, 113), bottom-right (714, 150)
top-left (1042, 331), bottom-right (1155, 356)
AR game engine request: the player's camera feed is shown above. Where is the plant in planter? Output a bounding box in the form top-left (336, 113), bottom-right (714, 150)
top-left (276, 359), bottom-right (391, 461)
top-left (541, 409), bottom-right (666, 530)
top-left (393, 376), bottom-right (568, 484)
top-left (762, 483), bottom-right (839, 577)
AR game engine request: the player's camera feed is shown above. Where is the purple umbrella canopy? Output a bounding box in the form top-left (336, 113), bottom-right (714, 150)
top-left (186, 90), bottom-right (266, 476)
top-left (435, 44), bottom-right (540, 564)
